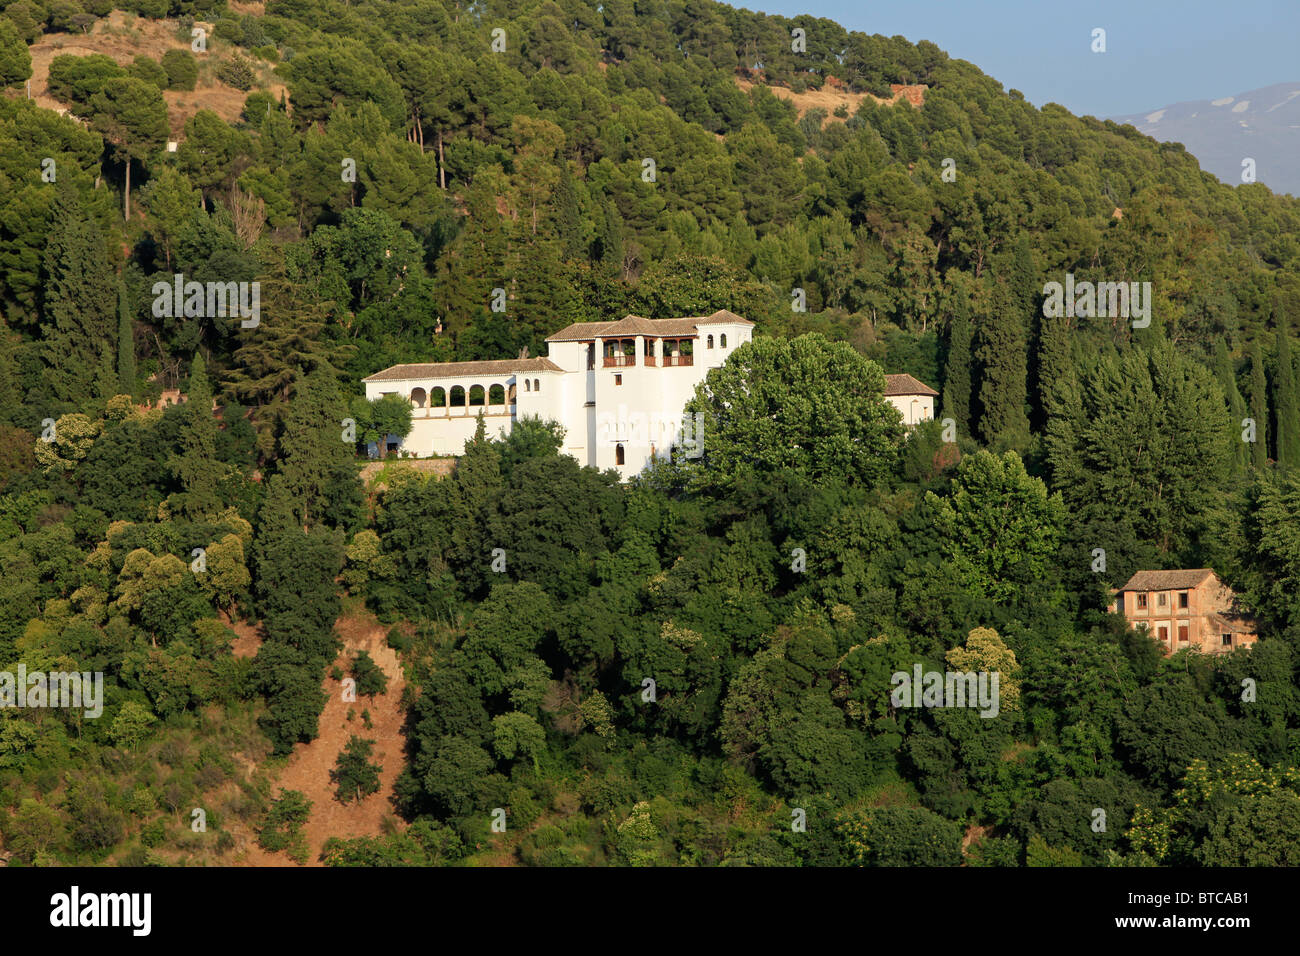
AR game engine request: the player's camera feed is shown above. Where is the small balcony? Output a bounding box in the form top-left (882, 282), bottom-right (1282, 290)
top-left (663, 354), bottom-right (693, 367)
top-left (603, 355), bottom-right (636, 368)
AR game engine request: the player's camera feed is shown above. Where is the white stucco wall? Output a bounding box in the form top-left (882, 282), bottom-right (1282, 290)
top-left (364, 321), bottom-right (759, 477)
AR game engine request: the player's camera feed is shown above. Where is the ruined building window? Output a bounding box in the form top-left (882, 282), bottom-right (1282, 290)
top-left (1178, 592), bottom-right (1189, 608)
top-left (1137, 593), bottom-right (1148, 609)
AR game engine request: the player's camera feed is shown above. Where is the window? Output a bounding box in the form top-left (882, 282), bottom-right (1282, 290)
top-left (534, 379), bottom-right (540, 392)
top-left (524, 380), bottom-right (530, 392)
top-left (1222, 633), bottom-right (1233, 646)
top-left (615, 444), bottom-right (625, 465)
top-left (1178, 625), bottom-right (1189, 642)
top-left (614, 374), bottom-right (622, 386)
top-left (1157, 592), bottom-right (1167, 607)
top-left (1136, 593), bottom-right (1148, 609)
top-left (1178, 592), bottom-right (1188, 608)
top-left (1158, 626), bottom-right (1169, 642)
top-left (720, 333), bottom-right (727, 347)
top-left (707, 335), bottom-right (714, 349)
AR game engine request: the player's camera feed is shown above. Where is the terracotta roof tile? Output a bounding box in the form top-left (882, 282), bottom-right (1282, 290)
top-left (546, 310), bottom-right (754, 342)
top-left (363, 357), bottom-right (563, 383)
top-left (883, 373), bottom-right (938, 397)
top-left (1119, 569), bottom-right (1216, 591)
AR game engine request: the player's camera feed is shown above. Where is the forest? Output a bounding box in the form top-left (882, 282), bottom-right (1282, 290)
top-left (1, 0), bottom-right (1300, 867)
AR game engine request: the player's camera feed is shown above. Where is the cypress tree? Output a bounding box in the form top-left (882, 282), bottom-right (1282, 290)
top-left (941, 301), bottom-right (972, 435)
top-left (117, 282), bottom-right (135, 398)
top-left (168, 353), bottom-right (222, 520)
top-left (1249, 341), bottom-right (1268, 468)
top-left (975, 279), bottom-right (1030, 451)
top-left (1214, 340), bottom-right (1249, 472)
top-left (40, 183), bottom-right (117, 405)
top-left (1037, 311), bottom-right (1072, 426)
top-left (1274, 329), bottom-right (1299, 468)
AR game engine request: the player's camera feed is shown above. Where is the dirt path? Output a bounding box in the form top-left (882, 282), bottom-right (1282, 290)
top-left (237, 609), bottom-right (409, 866)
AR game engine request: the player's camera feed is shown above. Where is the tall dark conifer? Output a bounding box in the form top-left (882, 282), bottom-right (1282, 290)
top-left (1249, 341), bottom-right (1269, 468)
top-left (941, 301), bottom-right (972, 435)
top-left (40, 184), bottom-right (116, 405)
top-left (117, 282), bottom-right (135, 397)
top-left (975, 278), bottom-right (1030, 451)
top-left (1274, 329), bottom-right (1299, 469)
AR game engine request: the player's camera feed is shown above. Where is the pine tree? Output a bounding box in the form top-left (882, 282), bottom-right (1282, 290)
top-left (1250, 341), bottom-right (1269, 468)
top-left (168, 353), bottom-right (222, 520)
top-left (975, 279), bottom-right (1030, 451)
top-left (1274, 329), bottom-right (1299, 469)
top-left (40, 184), bottom-right (117, 405)
top-left (117, 282), bottom-right (135, 397)
top-left (941, 301), bottom-right (972, 435)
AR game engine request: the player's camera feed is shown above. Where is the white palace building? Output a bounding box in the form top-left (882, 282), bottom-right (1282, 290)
top-left (362, 311), bottom-right (937, 479)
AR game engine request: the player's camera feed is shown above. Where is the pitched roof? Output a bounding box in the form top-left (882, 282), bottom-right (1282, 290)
top-left (1119, 569), bottom-right (1216, 591)
top-left (883, 373), bottom-right (939, 397)
top-left (363, 357), bottom-right (563, 383)
top-left (546, 310), bottom-right (754, 342)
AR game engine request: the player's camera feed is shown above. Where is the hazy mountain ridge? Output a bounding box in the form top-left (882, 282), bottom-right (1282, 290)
top-left (1112, 82), bottom-right (1300, 196)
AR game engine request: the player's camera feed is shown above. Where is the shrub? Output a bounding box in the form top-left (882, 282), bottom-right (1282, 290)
top-left (161, 49), bottom-right (197, 91)
top-left (216, 56), bottom-right (254, 91)
top-left (127, 55), bottom-right (168, 89)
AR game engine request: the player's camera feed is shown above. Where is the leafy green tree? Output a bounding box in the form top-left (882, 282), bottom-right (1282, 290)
top-left (161, 49), bottom-right (197, 91)
top-left (331, 735), bottom-right (382, 803)
top-left (682, 333), bottom-right (903, 490)
top-left (0, 20), bottom-right (32, 89)
top-left (838, 805), bottom-right (964, 866)
top-left (87, 76), bottom-right (168, 220)
top-left (350, 650), bottom-right (388, 699)
top-left (257, 789), bottom-right (312, 854)
top-left (928, 450), bottom-right (1064, 604)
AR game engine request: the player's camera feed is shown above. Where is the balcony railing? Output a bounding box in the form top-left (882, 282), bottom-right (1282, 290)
top-left (663, 355), bottom-right (693, 367)
top-left (603, 355), bottom-right (636, 367)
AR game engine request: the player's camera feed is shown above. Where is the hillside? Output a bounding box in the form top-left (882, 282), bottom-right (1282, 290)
top-left (27, 10), bottom-right (287, 137)
top-left (1112, 81), bottom-right (1300, 197)
top-left (2, 0), bottom-right (1300, 873)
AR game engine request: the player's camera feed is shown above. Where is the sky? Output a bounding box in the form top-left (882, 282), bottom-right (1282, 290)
top-left (745, 0), bottom-right (1300, 117)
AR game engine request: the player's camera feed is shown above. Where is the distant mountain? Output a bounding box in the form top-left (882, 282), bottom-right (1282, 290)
top-left (1111, 83), bottom-right (1300, 197)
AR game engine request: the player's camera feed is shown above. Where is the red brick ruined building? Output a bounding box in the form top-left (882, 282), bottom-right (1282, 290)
top-left (1109, 569), bottom-right (1257, 655)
